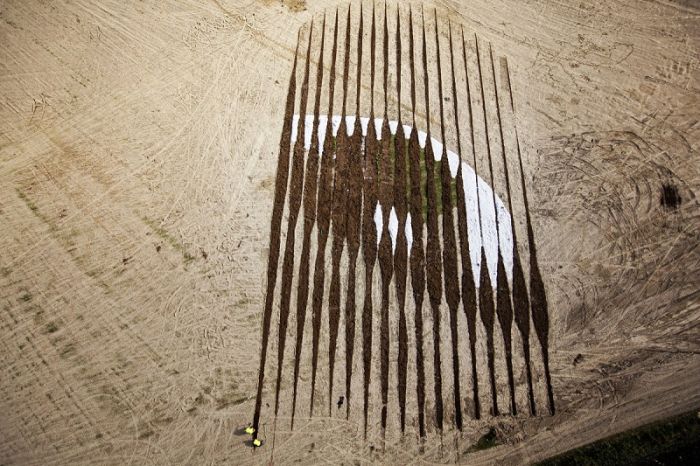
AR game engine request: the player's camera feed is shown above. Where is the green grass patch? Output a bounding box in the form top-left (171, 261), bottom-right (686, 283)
top-left (59, 343), bottom-right (77, 358)
top-left (16, 188), bottom-right (55, 230)
top-left (142, 217), bottom-right (195, 264)
top-left (45, 321), bottom-right (59, 334)
top-left (538, 410), bottom-right (700, 465)
top-left (16, 189), bottom-right (39, 213)
top-left (466, 427), bottom-right (500, 453)
top-left (375, 136), bottom-right (458, 218)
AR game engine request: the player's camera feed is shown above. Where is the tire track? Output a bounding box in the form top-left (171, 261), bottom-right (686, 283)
top-left (309, 10), bottom-right (339, 416)
top-left (273, 22), bottom-right (314, 416)
top-left (251, 29), bottom-right (300, 437)
top-left (290, 14), bottom-right (326, 429)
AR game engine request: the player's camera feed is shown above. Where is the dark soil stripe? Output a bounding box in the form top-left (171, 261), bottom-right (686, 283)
top-left (504, 58), bottom-right (555, 416)
top-left (422, 8), bottom-right (444, 432)
top-left (343, 3), bottom-right (363, 421)
top-left (309, 10), bottom-right (340, 416)
top-left (290, 15), bottom-right (326, 429)
top-left (434, 14), bottom-right (463, 430)
top-left (251, 30), bottom-right (300, 436)
top-left (273, 22), bottom-right (314, 416)
top-left (377, 2), bottom-right (394, 436)
top-left (377, 138), bottom-right (393, 433)
top-left (489, 45), bottom-right (517, 416)
top-left (361, 2), bottom-right (378, 438)
top-left (377, 119), bottom-right (393, 435)
top-left (393, 7), bottom-right (409, 434)
top-left (478, 251), bottom-right (498, 417)
top-left (327, 7), bottom-right (352, 416)
top-left (456, 26), bottom-right (481, 420)
top-left (500, 57), bottom-right (536, 416)
top-left (407, 6), bottom-right (427, 438)
top-left (475, 34), bottom-right (499, 417)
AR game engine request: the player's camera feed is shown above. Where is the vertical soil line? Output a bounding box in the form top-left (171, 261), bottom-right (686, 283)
top-left (504, 58), bottom-right (555, 416)
top-left (309, 10), bottom-right (339, 417)
top-left (393, 6), bottom-right (409, 434)
top-left (274, 22), bottom-right (314, 416)
top-left (475, 34), bottom-right (499, 417)
top-left (422, 7), bottom-right (444, 432)
top-left (361, 2), bottom-right (378, 438)
top-left (377, 1), bottom-right (394, 436)
top-left (407, 6), bottom-right (427, 439)
top-left (456, 26), bottom-right (481, 420)
top-left (290, 15), bottom-right (326, 429)
top-left (327, 6), bottom-right (352, 417)
top-left (344, 3), bottom-right (364, 421)
top-left (489, 45), bottom-right (518, 416)
top-left (434, 13), bottom-right (463, 431)
top-left (499, 57), bottom-right (535, 417)
top-left (251, 27), bottom-right (301, 441)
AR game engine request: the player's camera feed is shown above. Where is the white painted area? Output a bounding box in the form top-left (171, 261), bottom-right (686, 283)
top-left (374, 118), bottom-right (383, 139)
top-left (405, 213), bottom-right (413, 254)
top-left (373, 204), bottom-right (383, 246)
top-left (303, 114), bottom-right (314, 149)
top-left (461, 162), bottom-right (514, 284)
top-left (388, 207), bottom-right (398, 253)
top-left (346, 115), bottom-right (357, 136)
top-left (291, 114), bottom-right (514, 286)
top-left (331, 115), bottom-right (342, 136)
top-left (360, 116), bottom-right (370, 136)
top-left (317, 115), bottom-right (328, 155)
top-left (418, 130), bottom-right (428, 148)
top-left (388, 120), bottom-right (399, 135)
top-left (290, 114), bottom-right (300, 147)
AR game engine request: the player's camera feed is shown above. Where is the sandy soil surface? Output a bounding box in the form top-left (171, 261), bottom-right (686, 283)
top-left (1, 0), bottom-right (698, 464)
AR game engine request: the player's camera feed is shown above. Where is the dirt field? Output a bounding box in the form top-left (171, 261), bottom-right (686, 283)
top-left (1, 0), bottom-right (698, 464)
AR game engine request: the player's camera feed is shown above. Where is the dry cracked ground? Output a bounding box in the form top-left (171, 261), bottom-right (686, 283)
top-left (1, 0), bottom-right (699, 465)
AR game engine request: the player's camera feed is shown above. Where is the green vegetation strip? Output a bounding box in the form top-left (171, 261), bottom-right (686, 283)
top-left (466, 427), bottom-right (500, 453)
top-left (538, 410), bottom-right (700, 465)
top-left (382, 138), bottom-right (457, 217)
top-left (142, 217), bottom-right (194, 263)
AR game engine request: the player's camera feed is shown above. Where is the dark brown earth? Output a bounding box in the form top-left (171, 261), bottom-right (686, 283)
top-left (407, 8), bottom-right (428, 438)
top-left (342, 5), bottom-right (365, 420)
top-left (309, 10), bottom-right (340, 416)
top-left (272, 20), bottom-right (312, 417)
top-left (435, 13), bottom-right (464, 432)
top-left (326, 9), bottom-right (352, 417)
top-left (453, 25), bottom-right (483, 422)
top-left (289, 14), bottom-right (326, 428)
top-left (392, 10), bottom-right (410, 434)
top-left (251, 30), bottom-right (300, 438)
